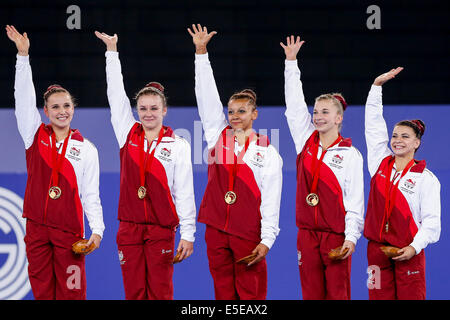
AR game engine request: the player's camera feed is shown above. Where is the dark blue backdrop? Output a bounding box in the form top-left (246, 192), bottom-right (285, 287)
top-left (0, 102), bottom-right (448, 300)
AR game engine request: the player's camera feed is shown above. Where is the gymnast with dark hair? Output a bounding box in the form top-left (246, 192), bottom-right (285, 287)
top-left (363, 67), bottom-right (441, 300)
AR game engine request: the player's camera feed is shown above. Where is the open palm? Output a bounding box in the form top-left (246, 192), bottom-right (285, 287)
top-left (5, 25), bottom-right (30, 56)
top-left (187, 24), bottom-right (217, 54)
top-left (280, 35), bottom-right (305, 61)
top-left (373, 67), bottom-right (404, 86)
top-left (94, 31), bottom-right (118, 51)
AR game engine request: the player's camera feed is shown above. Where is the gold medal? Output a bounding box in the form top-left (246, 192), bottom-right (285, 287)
top-left (224, 191), bottom-right (237, 205)
top-left (138, 186), bottom-right (147, 199)
top-left (306, 193), bottom-right (319, 207)
top-left (49, 186), bottom-right (62, 200)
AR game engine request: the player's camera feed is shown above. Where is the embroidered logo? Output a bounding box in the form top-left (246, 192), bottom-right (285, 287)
top-left (161, 249), bottom-right (172, 254)
top-left (407, 270), bottom-right (420, 276)
top-left (249, 150), bottom-right (265, 168)
top-left (118, 250), bottom-right (126, 265)
top-left (69, 146), bottom-right (80, 157)
top-left (128, 140), bottom-right (138, 147)
top-left (160, 147), bottom-right (171, 157)
top-left (297, 250), bottom-right (302, 266)
top-left (253, 152), bottom-right (264, 163)
top-left (332, 154), bottom-right (343, 164)
top-left (67, 146), bottom-right (81, 161)
top-left (400, 178), bottom-right (416, 194)
top-left (157, 147), bottom-right (172, 162)
top-left (329, 153), bottom-right (344, 169)
top-left (404, 179), bottom-right (416, 189)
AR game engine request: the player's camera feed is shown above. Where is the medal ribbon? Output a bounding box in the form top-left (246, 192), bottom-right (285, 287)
top-left (309, 133), bottom-right (342, 195)
top-left (379, 158), bottom-right (416, 239)
top-left (139, 126), bottom-right (165, 192)
top-left (50, 131), bottom-right (71, 192)
top-left (226, 131), bottom-right (255, 194)
top-left (223, 131), bottom-right (254, 231)
top-left (308, 133), bottom-right (341, 224)
top-left (43, 131), bottom-right (71, 223)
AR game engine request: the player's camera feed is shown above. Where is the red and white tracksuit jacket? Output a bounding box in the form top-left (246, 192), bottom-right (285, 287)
top-left (105, 51), bottom-right (196, 300)
top-left (364, 84), bottom-right (441, 299)
top-left (195, 53), bottom-right (283, 299)
top-left (14, 54), bottom-right (104, 299)
top-left (284, 59), bottom-right (365, 300)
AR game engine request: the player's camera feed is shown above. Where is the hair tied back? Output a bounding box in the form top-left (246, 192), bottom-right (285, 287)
top-left (45, 84), bottom-right (64, 94)
top-left (333, 94), bottom-right (347, 111)
top-left (410, 119), bottom-right (425, 136)
top-left (145, 82), bottom-right (164, 93)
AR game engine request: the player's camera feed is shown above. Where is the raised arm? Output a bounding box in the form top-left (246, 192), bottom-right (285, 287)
top-left (6, 25), bottom-right (41, 149)
top-left (187, 24), bottom-right (227, 149)
top-left (365, 67), bottom-right (403, 176)
top-left (95, 31), bottom-right (135, 148)
top-left (280, 35), bottom-right (315, 154)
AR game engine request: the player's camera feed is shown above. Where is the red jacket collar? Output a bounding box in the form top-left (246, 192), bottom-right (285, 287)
top-left (44, 124), bottom-right (84, 142)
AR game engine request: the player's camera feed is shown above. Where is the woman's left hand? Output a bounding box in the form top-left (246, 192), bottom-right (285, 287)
top-left (175, 239), bottom-right (194, 262)
top-left (280, 35), bottom-right (305, 61)
top-left (392, 246), bottom-right (416, 261)
top-left (373, 67), bottom-right (403, 86)
top-left (85, 233), bottom-right (102, 254)
top-left (247, 243), bottom-right (269, 267)
top-left (340, 240), bottom-right (355, 260)
top-left (94, 31), bottom-right (118, 52)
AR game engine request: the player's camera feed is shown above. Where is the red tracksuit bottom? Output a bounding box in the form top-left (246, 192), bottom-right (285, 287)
top-left (205, 226), bottom-right (267, 300)
top-left (297, 229), bottom-right (351, 300)
top-left (367, 240), bottom-right (426, 300)
top-left (24, 219), bottom-right (86, 300)
top-left (116, 221), bottom-right (175, 300)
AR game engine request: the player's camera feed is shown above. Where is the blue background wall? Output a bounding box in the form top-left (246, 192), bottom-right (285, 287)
top-left (0, 102), bottom-right (448, 300)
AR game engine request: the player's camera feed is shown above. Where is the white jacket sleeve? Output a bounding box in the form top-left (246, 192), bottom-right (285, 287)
top-left (364, 85), bottom-right (393, 177)
top-left (284, 59), bottom-right (315, 154)
top-left (194, 53), bottom-right (228, 149)
top-left (259, 145), bottom-right (283, 249)
top-left (172, 138), bottom-right (197, 242)
top-left (105, 51), bottom-right (136, 148)
top-left (14, 55), bottom-right (42, 149)
top-left (343, 148), bottom-right (365, 245)
top-left (81, 141), bottom-right (105, 238)
top-left (410, 172), bottom-right (441, 254)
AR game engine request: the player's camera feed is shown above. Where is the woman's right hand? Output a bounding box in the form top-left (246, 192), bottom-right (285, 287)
top-left (5, 25), bottom-right (29, 56)
top-left (280, 35), bottom-right (305, 61)
top-left (94, 31), bottom-right (118, 52)
top-left (187, 24), bottom-right (217, 54)
top-left (373, 67), bottom-right (403, 86)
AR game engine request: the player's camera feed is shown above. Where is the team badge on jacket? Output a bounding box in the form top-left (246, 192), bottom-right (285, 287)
top-left (67, 146), bottom-right (81, 161)
top-left (70, 147), bottom-right (80, 156)
top-left (249, 150), bottom-right (266, 168)
top-left (329, 154), bottom-right (344, 169)
top-left (157, 147), bottom-right (172, 162)
top-left (404, 179), bottom-right (416, 189)
top-left (400, 178), bottom-right (417, 194)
